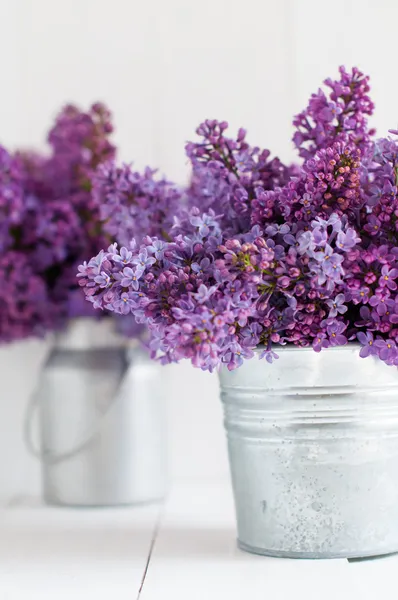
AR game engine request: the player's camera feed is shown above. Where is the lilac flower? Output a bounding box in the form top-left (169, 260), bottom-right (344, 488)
top-left (369, 293), bottom-right (390, 316)
top-left (114, 292), bottom-right (137, 315)
top-left (94, 271), bottom-right (111, 288)
top-left (131, 249), bottom-right (156, 270)
top-left (312, 332), bottom-right (330, 352)
top-left (240, 322), bottom-right (262, 346)
top-left (224, 343), bottom-right (255, 370)
top-left (312, 227), bottom-right (328, 246)
top-left (191, 258), bottom-right (211, 275)
top-left (379, 265), bottom-right (398, 290)
top-left (350, 286), bottom-right (370, 304)
top-left (259, 347), bottom-right (279, 363)
top-left (120, 266), bottom-right (143, 290)
top-left (190, 212), bottom-right (220, 237)
top-left (327, 321), bottom-right (347, 346)
top-left (322, 253), bottom-right (344, 279)
top-left (312, 244), bottom-right (344, 284)
top-left (297, 230), bottom-right (315, 254)
top-left (336, 229), bottom-right (360, 251)
top-left (113, 247), bottom-right (133, 265)
top-left (313, 244), bottom-right (335, 264)
top-left (242, 225), bottom-right (263, 243)
top-left (357, 332), bottom-right (376, 358)
top-left (193, 284), bottom-right (218, 303)
top-left (265, 223), bottom-right (290, 237)
top-left (147, 239), bottom-right (167, 261)
top-left (326, 294), bottom-right (347, 318)
top-left (364, 215), bottom-right (382, 236)
top-left (374, 339), bottom-right (397, 362)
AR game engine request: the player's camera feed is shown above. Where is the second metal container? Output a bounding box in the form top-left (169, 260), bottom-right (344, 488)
top-left (37, 318), bottom-right (167, 507)
top-left (219, 345), bottom-right (398, 559)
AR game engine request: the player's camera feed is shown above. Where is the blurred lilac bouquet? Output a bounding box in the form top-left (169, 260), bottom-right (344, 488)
top-left (0, 103), bottom-right (116, 341)
top-left (1, 102), bottom-right (180, 342)
top-left (79, 67), bottom-right (398, 371)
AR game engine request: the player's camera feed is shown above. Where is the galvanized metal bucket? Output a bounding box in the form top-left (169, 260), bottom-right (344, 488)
top-left (30, 318), bottom-right (167, 507)
top-left (219, 345), bottom-right (398, 559)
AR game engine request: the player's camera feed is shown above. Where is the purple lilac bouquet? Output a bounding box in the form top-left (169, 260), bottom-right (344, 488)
top-left (0, 147), bottom-right (51, 341)
top-left (79, 67), bottom-right (398, 371)
top-left (0, 103), bottom-right (117, 342)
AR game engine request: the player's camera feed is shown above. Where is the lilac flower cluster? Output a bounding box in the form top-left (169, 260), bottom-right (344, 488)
top-left (1, 103), bottom-right (145, 341)
top-left (293, 66), bottom-right (375, 160)
top-left (0, 148), bottom-right (56, 340)
top-left (0, 148), bottom-right (24, 252)
top-left (186, 120), bottom-right (296, 235)
top-left (93, 162), bottom-right (182, 247)
top-left (79, 66), bottom-right (398, 370)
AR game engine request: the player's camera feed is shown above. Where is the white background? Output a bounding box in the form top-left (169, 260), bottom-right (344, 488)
top-left (1, 0), bottom-right (398, 500)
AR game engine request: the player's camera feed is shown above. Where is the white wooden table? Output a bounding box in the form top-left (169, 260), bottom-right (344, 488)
top-left (0, 483), bottom-right (397, 600)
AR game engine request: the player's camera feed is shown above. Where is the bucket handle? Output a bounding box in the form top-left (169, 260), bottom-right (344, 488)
top-left (24, 356), bottom-right (130, 465)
